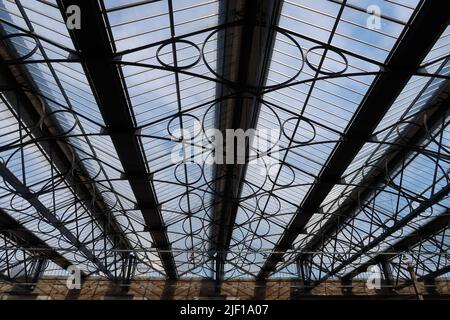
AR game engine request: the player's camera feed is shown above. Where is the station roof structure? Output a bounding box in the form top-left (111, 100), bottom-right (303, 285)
top-left (0, 0), bottom-right (448, 294)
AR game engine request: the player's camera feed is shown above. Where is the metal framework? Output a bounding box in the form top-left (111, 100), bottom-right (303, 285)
top-left (0, 0), bottom-right (448, 294)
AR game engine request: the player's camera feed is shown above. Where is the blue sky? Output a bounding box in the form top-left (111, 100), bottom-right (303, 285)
top-left (0, 0), bottom-right (448, 280)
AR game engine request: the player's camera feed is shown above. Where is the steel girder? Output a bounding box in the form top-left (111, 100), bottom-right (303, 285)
top-left (0, 34), bottom-right (133, 253)
top-left (0, 162), bottom-right (114, 278)
top-left (210, 0), bottom-right (283, 288)
top-left (0, 208), bottom-right (74, 277)
top-left (342, 209), bottom-right (450, 281)
top-left (297, 83), bottom-right (450, 288)
top-left (306, 179), bottom-right (450, 288)
top-left (57, 0), bottom-right (177, 279)
top-left (293, 83), bottom-right (450, 282)
top-left (257, 0), bottom-right (450, 279)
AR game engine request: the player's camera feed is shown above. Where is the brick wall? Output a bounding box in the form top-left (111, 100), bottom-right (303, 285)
top-left (1, 278), bottom-right (449, 300)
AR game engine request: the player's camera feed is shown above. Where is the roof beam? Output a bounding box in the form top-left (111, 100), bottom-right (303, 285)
top-left (0, 32), bottom-right (132, 254)
top-left (393, 262), bottom-right (450, 292)
top-left (0, 162), bottom-right (113, 278)
top-left (293, 81), bottom-right (450, 276)
top-left (0, 208), bottom-right (73, 272)
top-left (258, 0), bottom-right (450, 279)
top-left (310, 180), bottom-right (450, 287)
top-left (298, 84), bottom-right (450, 288)
top-left (419, 264), bottom-right (450, 282)
top-left (57, 0), bottom-right (177, 278)
top-left (342, 210), bottom-right (450, 280)
top-left (210, 0), bottom-right (283, 288)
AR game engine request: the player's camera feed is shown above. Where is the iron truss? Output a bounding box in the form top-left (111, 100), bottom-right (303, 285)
top-left (0, 0), bottom-right (448, 292)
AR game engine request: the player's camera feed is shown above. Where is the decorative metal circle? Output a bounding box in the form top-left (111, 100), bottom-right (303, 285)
top-left (156, 39), bottom-right (201, 70)
top-left (282, 116), bottom-right (316, 145)
top-left (174, 161), bottom-right (202, 185)
top-left (167, 113), bottom-right (202, 141)
top-left (178, 192), bottom-right (204, 215)
top-left (0, 33), bottom-right (39, 63)
top-left (242, 236), bottom-right (263, 254)
top-left (201, 97), bottom-right (282, 155)
top-left (267, 162), bottom-right (296, 187)
top-left (256, 193), bottom-right (281, 215)
top-left (38, 218), bottom-right (57, 234)
top-left (202, 25), bottom-right (304, 90)
top-left (113, 212), bottom-right (132, 234)
top-left (201, 150), bottom-right (269, 201)
top-left (3, 145), bottom-right (68, 196)
top-left (306, 45), bottom-right (348, 75)
top-left (73, 157), bottom-right (103, 182)
top-left (58, 202), bottom-right (79, 224)
top-left (182, 215), bottom-right (204, 236)
top-left (232, 205), bottom-right (254, 229)
top-left (10, 193), bottom-right (32, 212)
top-left (249, 217), bottom-right (271, 237)
top-left (42, 110), bottom-right (78, 137)
top-left (135, 263), bottom-right (154, 277)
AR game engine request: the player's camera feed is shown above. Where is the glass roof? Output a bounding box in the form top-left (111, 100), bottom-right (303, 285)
top-left (0, 0), bottom-right (448, 285)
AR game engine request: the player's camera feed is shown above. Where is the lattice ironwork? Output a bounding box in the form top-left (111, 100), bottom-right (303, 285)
top-left (0, 0), bottom-right (448, 290)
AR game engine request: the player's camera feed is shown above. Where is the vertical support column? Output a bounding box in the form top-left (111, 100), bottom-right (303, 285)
top-left (380, 260), bottom-right (396, 294)
top-left (407, 262), bottom-right (424, 300)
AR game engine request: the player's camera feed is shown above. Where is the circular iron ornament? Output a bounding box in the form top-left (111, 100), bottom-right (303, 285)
top-left (201, 25), bottom-right (305, 91)
top-left (234, 249), bottom-right (258, 267)
top-left (96, 190), bottom-right (120, 211)
top-left (37, 218), bottom-right (57, 234)
top-left (182, 215), bottom-right (204, 236)
top-left (201, 149), bottom-right (268, 200)
top-left (113, 212), bottom-right (133, 234)
top-left (72, 157), bottom-right (103, 182)
top-left (256, 193), bottom-right (281, 215)
top-left (0, 33), bottom-right (39, 63)
top-left (135, 263), bottom-right (153, 276)
top-left (249, 217), bottom-right (271, 237)
top-left (58, 202), bottom-right (80, 224)
top-left (86, 261), bottom-right (102, 275)
top-left (201, 97), bottom-right (282, 155)
top-left (230, 227), bottom-right (250, 249)
top-left (231, 206), bottom-right (254, 229)
top-left (156, 39), bottom-right (201, 70)
top-left (42, 110), bottom-right (79, 137)
top-left (174, 161), bottom-right (202, 185)
top-left (267, 162), bottom-right (296, 187)
top-left (281, 116), bottom-right (317, 145)
top-left (167, 113), bottom-right (202, 141)
top-left (201, 204), bottom-right (249, 237)
top-left (10, 193), bottom-right (32, 212)
top-left (305, 45), bottom-right (349, 76)
top-left (238, 185), bottom-right (259, 208)
top-left (241, 236), bottom-right (263, 254)
top-left (178, 191), bottom-right (204, 215)
top-left (2, 146), bottom-right (69, 196)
